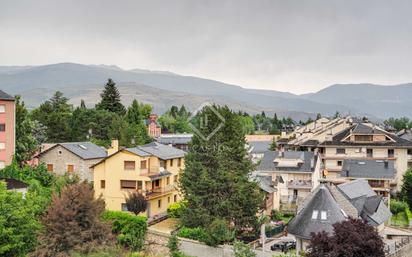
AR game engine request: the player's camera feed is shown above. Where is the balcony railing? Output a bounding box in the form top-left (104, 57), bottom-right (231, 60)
top-left (280, 195), bottom-right (305, 205)
top-left (287, 180), bottom-right (313, 189)
top-left (145, 184), bottom-right (176, 199)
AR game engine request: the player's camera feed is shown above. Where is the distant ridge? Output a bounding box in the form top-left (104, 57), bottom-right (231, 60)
top-left (0, 62), bottom-right (411, 118)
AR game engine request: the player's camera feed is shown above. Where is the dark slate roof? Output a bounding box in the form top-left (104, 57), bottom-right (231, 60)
top-left (300, 139), bottom-right (319, 147)
top-left (288, 185), bottom-right (347, 239)
top-left (157, 134), bottom-right (193, 145)
top-left (318, 123), bottom-right (412, 148)
top-left (248, 141), bottom-right (271, 154)
top-left (289, 180), bottom-right (392, 239)
top-left (1, 178), bottom-right (28, 190)
top-left (257, 151), bottom-right (315, 173)
top-left (397, 129), bottom-right (412, 142)
top-left (277, 138), bottom-right (290, 144)
top-left (0, 90), bottom-right (14, 101)
top-left (135, 142), bottom-right (185, 160)
top-left (125, 147), bottom-right (152, 157)
top-left (341, 159), bottom-right (395, 180)
top-left (148, 170), bottom-right (172, 180)
top-left (60, 142), bottom-right (107, 159)
top-left (249, 171), bottom-right (276, 193)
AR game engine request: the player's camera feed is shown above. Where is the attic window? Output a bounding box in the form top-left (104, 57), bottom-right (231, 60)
top-left (79, 144), bottom-right (87, 150)
top-left (312, 210), bottom-right (319, 219)
top-left (321, 211), bottom-right (327, 220)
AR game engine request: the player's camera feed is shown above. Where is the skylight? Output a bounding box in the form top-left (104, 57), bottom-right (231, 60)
top-left (321, 211), bottom-right (327, 220)
top-left (312, 210), bottom-right (319, 219)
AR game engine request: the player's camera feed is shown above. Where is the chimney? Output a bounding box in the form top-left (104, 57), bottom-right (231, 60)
top-left (107, 139), bottom-right (119, 155)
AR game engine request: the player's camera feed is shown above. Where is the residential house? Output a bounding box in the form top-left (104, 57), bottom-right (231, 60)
top-left (318, 122), bottom-right (412, 191)
top-left (38, 141), bottom-right (107, 181)
top-left (1, 178), bottom-right (28, 197)
top-left (288, 179), bottom-right (392, 252)
top-left (157, 133), bottom-right (192, 151)
top-left (246, 135), bottom-right (277, 163)
top-left (92, 142), bottom-right (185, 220)
top-left (250, 171), bottom-right (276, 214)
top-left (146, 114), bottom-right (161, 138)
top-left (0, 90), bottom-right (15, 168)
top-left (397, 129), bottom-right (412, 142)
top-left (256, 151), bottom-right (321, 212)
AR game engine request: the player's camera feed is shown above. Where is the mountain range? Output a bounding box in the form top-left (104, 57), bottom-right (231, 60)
top-left (0, 63), bottom-right (411, 120)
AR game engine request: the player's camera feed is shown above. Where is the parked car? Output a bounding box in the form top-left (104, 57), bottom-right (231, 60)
top-left (271, 240), bottom-right (296, 252)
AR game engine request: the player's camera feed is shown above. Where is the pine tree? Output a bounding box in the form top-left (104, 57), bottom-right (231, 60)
top-left (401, 169), bottom-right (412, 208)
top-left (126, 99), bottom-right (143, 124)
top-left (15, 95), bottom-right (38, 164)
top-left (96, 79), bottom-right (126, 115)
top-left (180, 105), bottom-right (263, 233)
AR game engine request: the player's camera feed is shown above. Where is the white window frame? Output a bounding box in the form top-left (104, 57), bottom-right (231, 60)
top-left (0, 105), bottom-right (5, 113)
top-left (312, 210), bottom-right (319, 219)
top-left (0, 142), bottom-right (5, 150)
top-left (321, 211), bottom-right (327, 220)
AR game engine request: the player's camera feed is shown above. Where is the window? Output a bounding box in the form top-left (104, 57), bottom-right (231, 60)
top-left (168, 196), bottom-right (171, 203)
top-left (321, 211), bottom-right (327, 220)
top-left (137, 181), bottom-right (143, 190)
top-left (178, 158), bottom-right (182, 167)
top-left (100, 180), bottom-right (106, 189)
top-left (140, 160), bottom-right (147, 169)
top-left (0, 105), bottom-right (5, 113)
top-left (408, 149), bottom-right (412, 155)
top-left (367, 148), bottom-right (373, 158)
top-left (355, 135), bottom-right (373, 141)
top-left (174, 175), bottom-right (178, 183)
top-left (0, 142), bottom-right (5, 150)
top-left (174, 195), bottom-right (177, 202)
top-left (67, 164), bottom-right (74, 173)
top-left (58, 150), bottom-right (62, 155)
top-left (337, 161), bottom-right (343, 167)
top-left (158, 199), bottom-right (161, 208)
top-left (120, 180), bottom-right (136, 189)
top-left (0, 161), bottom-right (5, 169)
top-left (312, 210), bottom-right (319, 219)
top-left (170, 159), bottom-right (174, 167)
top-left (336, 148), bottom-right (345, 154)
top-left (47, 164), bottom-right (54, 172)
top-left (159, 160), bottom-right (166, 169)
top-left (121, 203), bottom-right (128, 211)
top-left (153, 179), bottom-right (160, 188)
top-left (0, 124), bottom-right (5, 132)
top-left (124, 161), bottom-right (136, 170)
top-left (388, 149), bottom-right (395, 158)
top-left (166, 177), bottom-right (170, 185)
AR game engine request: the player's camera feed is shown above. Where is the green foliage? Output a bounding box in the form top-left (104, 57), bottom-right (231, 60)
top-left (384, 117), bottom-right (412, 131)
top-left (177, 227), bottom-right (207, 241)
top-left (238, 115), bottom-right (255, 135)
top-left (167, 201), bottom-right (187, 218)
top-left (203, 219), bottom-right (235, 246)
top-left (102, 211), bottom-right (148, 251)
top-left (180, 105), bottom-right (264, 236)
top-left (15, 95), bottom-right (39, 164)
top-left (233, 240), bottom-right (256, 257)
top-left (158, 105), bottom-right (191, 133)
top-left (401, 169), bottom-right (412, 210)
top-left (269, 138), bottom-right (277, 151)
top-left (270, 210), bottom-right (283, 221)
top-left (125, 192), bottom-right (148, 215)
top-left (0, 161), bottom-right (54, 187)
top-left (96, 78), bottom-right (126, 115)
top-left (168, 234), bottom-right (195, 257)
top-left (390, 200), bottom-right (408, 215)
top-left (0, 182), bottom-right (41, 257)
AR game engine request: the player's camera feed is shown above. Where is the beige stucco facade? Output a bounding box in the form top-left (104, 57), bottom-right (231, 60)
top-left (93, 149), bottom-right (184, 219)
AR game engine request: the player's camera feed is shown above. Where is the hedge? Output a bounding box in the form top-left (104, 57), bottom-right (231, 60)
top-left (102, 211), bottom-right (148, 251)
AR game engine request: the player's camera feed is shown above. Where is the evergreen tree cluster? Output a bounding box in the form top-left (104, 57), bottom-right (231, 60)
top-left (29, 79), bottom-right (152, 149)
top-left (252, 111), bottom-right (295, 134)
top-left (158, 105), bottom-right (192, 133)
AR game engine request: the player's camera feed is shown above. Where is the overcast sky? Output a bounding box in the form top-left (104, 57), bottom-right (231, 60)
top-left (1, 0), bottom-right (412, 94)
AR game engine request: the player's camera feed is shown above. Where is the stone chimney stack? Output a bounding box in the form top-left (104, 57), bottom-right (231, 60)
top-left (107, 139), bottom-right (119, 155)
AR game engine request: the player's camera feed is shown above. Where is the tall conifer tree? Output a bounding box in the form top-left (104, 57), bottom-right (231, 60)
top-left (96, 79), bottom-right (125, 115)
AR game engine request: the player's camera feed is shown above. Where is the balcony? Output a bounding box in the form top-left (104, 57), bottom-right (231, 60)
top-left (287, 180), bottom-right (313, 189)
top-left (145, 184), bottom-right (176, 199)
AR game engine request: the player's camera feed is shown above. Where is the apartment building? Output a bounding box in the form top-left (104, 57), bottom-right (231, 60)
top-left (256, 150), bottom-right (321, 212)
top-left (0, 90), bottom-right (15, 169)
top-left (92, 142), bottom-right (185, 219)
top-left (318, 123), bottom-right (412, 193)
top-left (145, 114), bottom-right (161, 138)
top-left (156, 133), bottom-right (192, 151)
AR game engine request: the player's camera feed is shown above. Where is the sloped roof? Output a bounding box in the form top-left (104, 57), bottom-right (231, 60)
top-left (257, 151), bottom-right (315, 173)
top-left (288, 185), bottom-right (347, 239)
top-left (136, 142), bottom-right (185, 160)
top-left (337, 179), bottom-right (376, 199)
top-left (1, 178), bottom-right (28, 190)
top-left (248, 141), bottom-right (271, 154)
top-left (157, 134), bottom-right (193, 145)
top-left (341, 159), bottom-right (395, 180)
top-left (319, 123), bottom-right (412, 147)
top-left (249, 171), bottom-right (276, 193)
top-left (40, 142), bottom-right (107, 160)
top-left (0, 90), bottom-right (14, 101)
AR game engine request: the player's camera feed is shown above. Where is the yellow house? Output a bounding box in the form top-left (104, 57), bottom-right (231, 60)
top-left (92, 140), bottom-right (185, 220)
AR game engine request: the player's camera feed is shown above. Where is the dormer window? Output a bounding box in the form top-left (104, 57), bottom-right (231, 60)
top-left (321, 211), bottom-right (327, 220)
top-left (354, 135), bottom-right (373, 141)
top-left (312, 210), bottom-right (319, 219)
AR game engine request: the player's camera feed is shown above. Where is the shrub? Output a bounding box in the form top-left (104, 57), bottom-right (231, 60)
top-left (233, 240), bottom-right (256, 257)
top-left (167, 201), bottom-right (187, 218)
top-left (390, 200), bottom-right (408, 215)
top-left (102, 210), bottom-right (148, 251)
top-left (177, 227), bottom-right (207, 241)
top-left (125, 192), bottom-right (147, 215)
top-left (270, 210), bottom-right (283, 221)
top-left (203, 219), bottom-right (235, 246)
